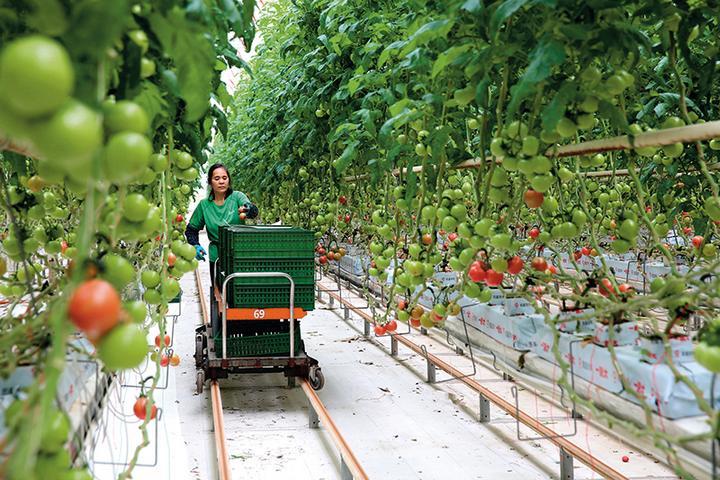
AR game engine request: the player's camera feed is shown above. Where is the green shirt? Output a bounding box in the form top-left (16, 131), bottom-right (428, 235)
top-left (188, 190), bottom-right (251, 262)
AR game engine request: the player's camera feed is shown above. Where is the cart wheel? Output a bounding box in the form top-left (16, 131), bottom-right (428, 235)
top-left (194, 334), bottom-right (204, 368)
top-left (196, 370), bottom-right (205, 395)
top-left (309, 367), bottom-right (324, 391)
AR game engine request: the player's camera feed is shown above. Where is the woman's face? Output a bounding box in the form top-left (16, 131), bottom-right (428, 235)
top-left (210, 168), bottom-right (229, 196)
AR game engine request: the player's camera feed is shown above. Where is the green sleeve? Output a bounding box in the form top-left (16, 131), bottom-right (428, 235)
top-left (234, 191), bottom-right (251, 205)
top-left (188, 201), bottom-right (206, 230)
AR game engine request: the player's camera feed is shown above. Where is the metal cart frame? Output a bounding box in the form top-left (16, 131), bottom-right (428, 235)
top-left (195, 271), bottom-right (323, 394)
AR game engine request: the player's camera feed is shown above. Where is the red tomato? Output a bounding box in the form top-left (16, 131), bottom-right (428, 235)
top-left (528, 227), bottom-right (540, 239)
top-left (409, 318), bottom-right (421, 328)
top-left (692, 235), bottom-right (704, 248)
top-left (547, 265), bottom-right (557, 274)
top-left (344, 214), bottom-right (351, 223)
top-left (618, 283), bottom-right (634, 294)
top-left (507, 256), bottom-right (524, 275)
top-left (397, 299), bottom-right (407, 310)
top-left (175, 214), bottom-right (183, 223)
top-left (523, 189), bottom-right (544, 208)
top-left (573, 250), bottom-right (582, 261)
top-left (160, 354), bottom-right (170, 367)
top-left (531, 257), bottom-right (548, 272)
top-left (317, 247), bottom-right (326, 255)
top-left (581, 246), bottom-right (591, 256)
top-left (318, 255), bottom-right (328, 265)
top-left (468, 261), bottom-right (487, 283)
top-left (683, 227), bottom-right (693, 235)
top-left (385, 320), bottom-right (397, 332)
top-left (154, 334), bottom-right (171, 348)
top-left (67, 279), bottom-right (121, 339)
top-left (338, 195), bottom-right (347, 205)
top-left (167, 252), bottom-right (176, 267)
top-left (485, 269), bottom-right (504, 287)
top-left (374, 324), bottom-right (386, 335)
top-left (133, 396), bottom-right (157, 420)
top-left (598, 278), bottom-right (616, 297)
top-left (327, 252), bottom-right (335, 261)
top-left (448, 232), bottom-right (458, 242)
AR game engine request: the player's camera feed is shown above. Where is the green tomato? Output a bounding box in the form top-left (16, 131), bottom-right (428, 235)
top-left (98, 323), bottom-right (148, 370)
top-left (694, 342), bottom-right (720, 373)
top-left (441, 215), bottom-right (457, 231)
top-left (491, 257), bottom-right (508, 273)
top-left (124, 300), bottom-right (147, 323)
top-left (123, 193), bottom-right (150, 222)
top-left (530, 174), bottom-right (554, 193)
top-left (150, 153), bottom-right (169, 172)
top-left (40, 409), bottom-right (70, 454)
top-left (521, 135), bottom-right (539, 156)
top-left (141, 270), bottom-right (161, 289)
top-left (556, 117), bottom-right (577, 138)
top-left (490, 233), bottom-right (512, 250)
top-left (32, 101), bottom-right (102, 167)
top-left (103, 132), bottom-right (152, 184)
top-left (102, 254), bottom-right (135, 290)
top-left (103, 101), bottom-right (149, 134)
top-left (0, 36), bottom-right (74, 119)
top-left (557, 167), bottom-right (574, 182)
top-left (618, 218), bottom-right (639, 240)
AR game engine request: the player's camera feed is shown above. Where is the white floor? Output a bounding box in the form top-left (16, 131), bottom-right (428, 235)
top-left (85, 233), bottom-right (678, 479)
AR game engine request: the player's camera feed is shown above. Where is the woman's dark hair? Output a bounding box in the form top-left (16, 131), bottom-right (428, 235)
top-left (207, 163), bottom-right (233, 199)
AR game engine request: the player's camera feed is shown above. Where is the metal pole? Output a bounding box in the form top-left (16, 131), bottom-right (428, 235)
top-left (560, 447), bottom-right (574, 480)
top-left (479, 395), bottom-right (490, 423)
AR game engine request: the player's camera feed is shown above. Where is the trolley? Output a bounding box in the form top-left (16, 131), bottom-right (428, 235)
top-left (194, 225), bottom-right (324, 394)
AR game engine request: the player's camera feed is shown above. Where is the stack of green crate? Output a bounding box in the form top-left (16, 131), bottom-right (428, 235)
top-left (218, 225), bottom-right (316, 311)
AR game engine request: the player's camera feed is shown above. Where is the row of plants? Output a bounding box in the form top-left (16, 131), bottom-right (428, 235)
top-left (0, 0), bottom-right (256, 478)
top-left (215, 0), bottom-right (720, 477)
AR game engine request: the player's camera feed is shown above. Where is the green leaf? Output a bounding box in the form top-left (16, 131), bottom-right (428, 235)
top-left (400, 19), bottom-right (455, 57)
top-left (461, 0), bottom-right (483, 13)
top-left (63, 0), bottom-right (131, 58)
top-left (432, 44), bottom-right (473, 79)
top-left (211, 105), bottom-right (228, 138)
top-left (149, 8), bottom-right (216, 122)
top-left (389, 98), bottom-right (411, 117)
top-left (334, 140), bottom-right (359, 174)
top-left (490, 0), bottom-right (556, 35)
top-left (598, 99), bottom-right (629, 133)
top-left (133, 82), bottom-right (168, 130)
top-left (507, 37), bottom-right (565, 117)
top-left (541, 81), bottom-right (577, 131)
top-left (378, 40), bottom-right (406, 68)
top-left (26, 0), bottom-right (67, 36)
top-left (379, 108), bottom-right (422, 141)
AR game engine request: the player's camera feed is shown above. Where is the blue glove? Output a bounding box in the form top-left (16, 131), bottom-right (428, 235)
top-left (195, 245), bottom-right (207, 261)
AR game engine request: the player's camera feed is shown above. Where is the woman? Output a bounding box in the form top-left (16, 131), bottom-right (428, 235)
top-left (185, 163), bottom-right (258, 286)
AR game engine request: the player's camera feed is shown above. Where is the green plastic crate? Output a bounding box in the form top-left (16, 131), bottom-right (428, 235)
top-left (225, 283), bottom-right (315, 310)
top-left (213, 326), bottom-right (302, 357)
top-left (220, 225), bottom-right (315, 259)
top-left (225, 258), bottom-right (315, 285)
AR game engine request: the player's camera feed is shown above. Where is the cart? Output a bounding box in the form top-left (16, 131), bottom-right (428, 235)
top-left (194, 226), bottom-right (323, 394)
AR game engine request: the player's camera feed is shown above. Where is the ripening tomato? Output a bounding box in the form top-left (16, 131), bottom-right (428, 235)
top-left (133, 396), bottom-right (157, 420)
top-left (410, 305), bottom-right (424, 319)
top-left (67, 279), bottom-right (121, 339)
top-left (507, 256), bottom-right (524, 275)
top-left (523, 189), bottom-right (544, 208)
top-left (170, 353), bottom-right (180, 366)
top-left (531, 257), bottom-right (548, 272)
top-left (374, 324), bottom-right (386, 335)
top-left (547, 265), bottom-right (557, 274)
top-left (409, 318), bottom-right (421, 328)
top-left (167, 252), bottom-right (177, 267)
top-left (422, 233), bottom-right (433, 245)
top-left (618, 283), bottom-right (634, 294)
top-left (397, 299), bottom-right (407, 310)
top-left (692, 235), bottom-right (704, 249)
top-left (385, 320), bottom-right (398, 332)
